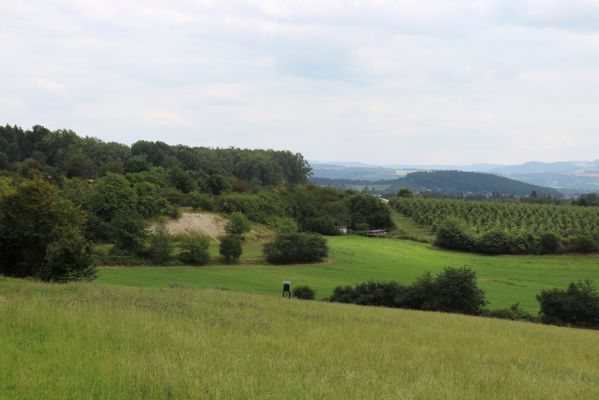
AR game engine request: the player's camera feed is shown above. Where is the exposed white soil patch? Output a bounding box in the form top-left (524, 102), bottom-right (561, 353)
top-left (151, 212), bottom-right (275, 242)
top-left (159, 212), bottom-right (227, 240)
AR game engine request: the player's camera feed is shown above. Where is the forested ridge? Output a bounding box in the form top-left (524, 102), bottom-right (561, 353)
top-left (0, 124), bottom-right (310, 187)
top-left (313, 170), bottom-right (559, 197)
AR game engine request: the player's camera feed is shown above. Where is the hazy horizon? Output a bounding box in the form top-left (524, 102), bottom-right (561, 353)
top-left (3, 1), bottom-right (599, 164)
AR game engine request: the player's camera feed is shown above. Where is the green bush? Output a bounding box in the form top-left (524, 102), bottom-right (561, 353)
top-left (146, 224), bottom-right (173, 264)
top-left (225, 212), bottom-right (251, 239)
top-left (186, 191), bottom-right (214, 211)
top-left (330, 267), bottom-right (487, 316)
top-left (568, 235), bottom-right (598, 253)
top-left (292, 285), bottom-right (315, 300)
top-left (266, 216), bottom-right (299, 234)
top-left (0, 180), bottom-right (93, 281)
top-left (109, 210), bottom-right (147, 255)
top-left (435, 218), bottom-right (475, 251)
top-left (486, 303), bottom-right (536, 322)
top-left (263, 233), bottom-right (328, 264)
top-left (330, 281), bottom-right (407, 307)
top-left (475, 230), bottom-right (512, 255)
top-left (539, 232), bottom-right (562, 254)
top-left (178, 232), bottom-right (210, 265)
top-left (39, 226), bottom-right (96, 282)
top-left (86, 173), bottom-right (138, 241)
top-left (219, 236), bottom-right (242, 263)
top-left (301, 215), bottom-right (339, 235)
top-left (217, 192), bottom-right (287, 223)
top-left (508, 231), bottom-right (538, 254)
top-left (348, 194), bottom-right (394, 231)
top-left (422, 267), bottom-right (486, 315)
top-left (537, 280), bottom-right (599, 328)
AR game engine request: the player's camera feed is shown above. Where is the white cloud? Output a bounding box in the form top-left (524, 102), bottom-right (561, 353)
top-left (33, 78), bottom-right (67, 95)
top-left (1, 0), bottom-right (599, 164)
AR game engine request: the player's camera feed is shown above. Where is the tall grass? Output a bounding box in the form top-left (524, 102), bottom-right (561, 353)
top-left (1, 278), bottom-right (598, 399)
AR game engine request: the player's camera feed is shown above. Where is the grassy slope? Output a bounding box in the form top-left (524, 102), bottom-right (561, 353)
top-left (1, 279), bottom-right (598, 399)
top-left (97, 235), bottom-right (599, 312)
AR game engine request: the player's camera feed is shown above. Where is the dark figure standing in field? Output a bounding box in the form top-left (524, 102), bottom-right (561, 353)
top-left (282, 281), bottom-right (291, 299)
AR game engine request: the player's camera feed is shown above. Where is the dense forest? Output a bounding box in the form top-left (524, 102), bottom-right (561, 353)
top-left (0, 125), bottom-right (311, 187)
top-left (0, 124), bottom-right (394, 282)
top-left (313, 170), bottom-right (559, 197)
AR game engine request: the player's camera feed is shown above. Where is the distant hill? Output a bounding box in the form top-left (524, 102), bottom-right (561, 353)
top-left (312, 170), bottom-right (559, 197)
top-left (310, 160), bottom-right (599, 193)
top-left (309, 165), bottom-right (402, 181)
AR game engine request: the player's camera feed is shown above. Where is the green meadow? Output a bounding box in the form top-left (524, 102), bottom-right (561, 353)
top-left (1, 279), bottom-right (598, 399)
top-left (97, 235), bottom-right (599, 312)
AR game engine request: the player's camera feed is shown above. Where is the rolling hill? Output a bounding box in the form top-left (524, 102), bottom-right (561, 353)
top-left (312, 170), bottom-right (559, 197)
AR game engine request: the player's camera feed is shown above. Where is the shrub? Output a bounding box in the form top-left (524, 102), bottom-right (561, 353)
top-left (164, 204), bottom-right (181, 219)
top-left (217, 192), bottom-right (287, 223)
top-left (110, 209), bottom-right (147, 255)
top-left (486, 303), bottom-right (536, 322)
top-left (425, 267), bottom-right (487, 315)
top-left (331, 281), bottom-right (408, 307)
top-left (225, 212), bottom-right (251, 239)
top-left (301, 215), bottom-right (339, 235)
top-left (38, 226), bottom-right (96, 282)
top-left (435, 218), bottom-right (475, 251)
top-left (538, 232), bottom-right (562, 254)
top-left (146, 223), bottom-right (173, 264)
top-left (475, 230), bottom-right (512, 255)
top-left (264, 233), bottom-right (328, 264)
top-left (219, 236), bottom-right (242, 263)
top-left (178, 232), bottom-right (210, 265)
top-left (266, 216), bottom-right (299, 234)
top-left (187, 191), bottom-right (214, 211)
top-left (537, 280), bottom-right (599, 328)
top-left (396, 188), bottom-right (413, 198)
top-left (508, 231), bottom-right (538, 254)
top-left (568, 235), bottom-right (598, 253)
top-left (348, 194), bottom-right (394, 230)
top-left (329, 285), bottom-right (358, 304)
top-left (292, 285), bottom-right (315, 300)
top-left (0, 180), bottom-right (92, 281)
top-left (329, 267), bottom-right (486, 316)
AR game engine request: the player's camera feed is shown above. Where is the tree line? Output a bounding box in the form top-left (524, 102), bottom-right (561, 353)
top-left (0, 124), bottom-right (311, 187)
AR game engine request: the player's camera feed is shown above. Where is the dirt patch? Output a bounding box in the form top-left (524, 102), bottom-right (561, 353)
top-left (159, 213), bottom-right (227, 240)
top-left (151, 212), bottom-right (275, 242)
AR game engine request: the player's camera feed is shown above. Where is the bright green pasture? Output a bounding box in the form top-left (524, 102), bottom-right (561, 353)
top-left (97, 236), bottom-right (599, 312)
top-left (1, 279), bottom-right (598, 399)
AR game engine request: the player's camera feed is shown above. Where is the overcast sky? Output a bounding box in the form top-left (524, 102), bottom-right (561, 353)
top-left (2, 1), bottom-right (599, 165)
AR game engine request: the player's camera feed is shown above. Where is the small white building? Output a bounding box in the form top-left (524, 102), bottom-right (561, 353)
top-left (338, 226), bottom-right (348, 235)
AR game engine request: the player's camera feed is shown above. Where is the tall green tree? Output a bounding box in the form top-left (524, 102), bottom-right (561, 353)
top-left (86, 173), bottom-right (137, 240)
top-left (0, 180), bottom-right (95, 281)
top-left (225, 212), bottom-right (251, 239)
top-left (348, 194), bottom-right (394, 230)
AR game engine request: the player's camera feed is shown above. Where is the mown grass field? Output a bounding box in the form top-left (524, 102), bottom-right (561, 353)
top-left (97, 235), bottom-right (599, 312)
top-left (1, 278), bottom-right (598, 399)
